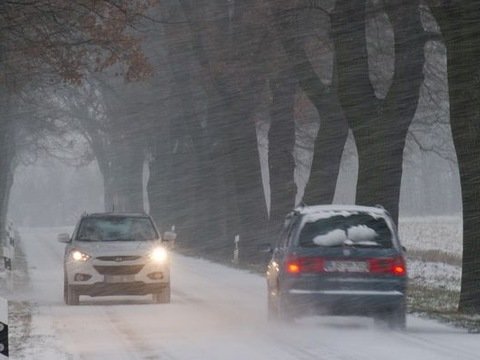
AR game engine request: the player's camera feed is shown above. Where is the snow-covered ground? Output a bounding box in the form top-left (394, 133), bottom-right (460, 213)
top-left (399, 216), bottom-right (462, 293)
top-left (4, 222), bottom-right (480, 359)
top-left (399, 216), bottom-right (462, 256)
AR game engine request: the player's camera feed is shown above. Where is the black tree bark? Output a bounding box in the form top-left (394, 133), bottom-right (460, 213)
top-left (178, 0), bottom-right (269, 262)
top-left (0, 116), bottom-right (15, 245)
top-left (332, 0), bottom-right (425, 224)
top-left (431, 1), bottom-right (480, 313)
top-left (270, 6), bottom-right (348, 226)
top-left (268, 69), bottom-right (297, 227)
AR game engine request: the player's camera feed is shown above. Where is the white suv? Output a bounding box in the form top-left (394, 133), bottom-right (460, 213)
top-left (58, 213), bottom-right (175, 305)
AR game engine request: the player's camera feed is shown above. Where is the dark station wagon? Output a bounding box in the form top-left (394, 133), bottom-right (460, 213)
top-left (266, 205), bottom-right (407, 329)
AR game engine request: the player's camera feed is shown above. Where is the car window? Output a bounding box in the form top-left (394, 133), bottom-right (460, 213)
top-left (77, 217), bottom-right (158, 241)
top-left (278, 214), bottom-right (299, 248)
top-left (297, 213), bottom-right (393, 248)
top-left (278, 220), bottom-right (291, 248)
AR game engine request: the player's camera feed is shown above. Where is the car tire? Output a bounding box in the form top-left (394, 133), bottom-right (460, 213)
top-left (267, 293), bottom-right (279, 321)
top-left (387, 303), bottom-right (406, 330)
top-left (374, 303), bottom-right (406, 330)
top-left (66, 285), bottom-right (80, 306)
top-left (268, 292), bottom-right (294, 322)
top-left (63, 274), bottom-right (68, 304)
top-left (153, 283), bottom-right (170, 304)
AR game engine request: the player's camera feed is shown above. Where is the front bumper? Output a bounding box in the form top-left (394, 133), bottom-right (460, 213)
top-left (72, 282), bottom-right (167, 296)
top-left (65, 256), bottom-right (169, 296)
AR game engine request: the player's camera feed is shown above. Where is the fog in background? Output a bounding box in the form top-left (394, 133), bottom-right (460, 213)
top-left (8, 159), bottom-right (104, 227)
top-left (8, 129), bottom-right (460, 228)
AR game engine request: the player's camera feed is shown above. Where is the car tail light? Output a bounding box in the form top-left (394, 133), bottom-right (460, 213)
top-left (368, 256), bottom-right (406, 276)
top-left (287, 262), bottom-right (301, 274)
top-left (285, 256), bottom-right (325, 274)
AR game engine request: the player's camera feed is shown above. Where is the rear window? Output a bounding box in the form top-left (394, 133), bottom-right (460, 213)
top-left (77, 216), bottom-right (158, 241)
top-left (298, 213), bottom-right (393, 248)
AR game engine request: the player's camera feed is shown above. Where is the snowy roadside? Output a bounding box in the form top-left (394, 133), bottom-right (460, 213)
top-left (0, 233), bottom-right (34, 357)
top-left (400, 216), bottom-right (480, 332)
top-left (400, 216), bottom-right (463, 297)
top-left (4, 228), bottom-right (73, 359)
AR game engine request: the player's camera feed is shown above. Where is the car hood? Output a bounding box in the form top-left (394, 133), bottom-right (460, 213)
top-left (72, 240), bottom-right (162, 257)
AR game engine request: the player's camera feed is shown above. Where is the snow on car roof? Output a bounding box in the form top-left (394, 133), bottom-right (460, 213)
top-left (295, 204), bottom-right (388, 223)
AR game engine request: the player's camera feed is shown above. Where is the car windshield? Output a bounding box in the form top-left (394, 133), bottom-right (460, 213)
top-left (77, 217), bottom-right (157, 241)
top-left (298, 213), bottom-right (393, 248)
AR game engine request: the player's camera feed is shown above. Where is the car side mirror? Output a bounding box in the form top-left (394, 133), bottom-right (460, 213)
top-left (258, 243), bottom-right (273, 254)
top-left (163, 231), bottom-right (177, 247)
top-left (57, 233), bottom-right (71, 243)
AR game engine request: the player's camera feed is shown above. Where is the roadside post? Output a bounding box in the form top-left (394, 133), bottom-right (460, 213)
top-left (0, 297), bottom-right (8, 358)
top-left (3, 223), bottom-right (14, 271)
top-left (233, 235), bottom-right (240, 265)
top-left (2, 223), bottom-right (14, 291)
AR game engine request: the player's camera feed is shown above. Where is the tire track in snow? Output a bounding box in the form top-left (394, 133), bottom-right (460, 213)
top-left (104, 307), bottom-right (178, 360)
top-left (269, 322), bottom-right (374, 360)
top-left (170, 277), bottom-right (368, 360)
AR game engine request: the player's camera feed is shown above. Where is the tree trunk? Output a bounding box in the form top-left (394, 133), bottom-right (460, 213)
top-left (432, 2), bottom-right (480, 312)
top-left (0, 48), bottom-right (14, 245)
top-left (0, 117), bottom-right (15, 246)
top-left (147, 140), bottom-right (174, 232)
top-left (98, 135), bottom-right (144, 213)
top-left (303, 87), bottom-right (349, 206)
top-left (271, 7), bottom-right (348, 225)
top-left (332, 0), bottom-right (425, 224)
top-left (226, 103), bottom-right (268, 263)
top-left (268, 69), bottom-right (297, 227)
top-left (96, 157), bottom-right (114, 212)
top-left (196, 92), bottom-right (236, 254)
top-left (117, 142), bottom-right (145, 212)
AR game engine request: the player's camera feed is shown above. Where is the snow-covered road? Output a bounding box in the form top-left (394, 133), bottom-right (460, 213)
top-left (12, 227), bottom-right (480, 359)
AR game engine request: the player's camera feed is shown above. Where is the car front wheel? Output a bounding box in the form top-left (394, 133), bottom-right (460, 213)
top-left (63, 274), bottom-right (68, 304)
top-left (66, 284), bottom-right (80, 306)
top-left (153, 283), bottom-right (170, 304)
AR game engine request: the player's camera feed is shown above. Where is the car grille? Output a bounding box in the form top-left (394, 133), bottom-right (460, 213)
top-left (94, 265), bottom-right (144, 275)
top-left (96, 255), bottom-right (142, 262)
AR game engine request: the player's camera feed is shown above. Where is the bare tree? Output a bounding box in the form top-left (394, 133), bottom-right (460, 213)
top-left (429, 0), bottom-right (480, 313)
top-left (331, 0), bottom-right (425, 224)
top-left (0, 0), bottom-right (156, 241)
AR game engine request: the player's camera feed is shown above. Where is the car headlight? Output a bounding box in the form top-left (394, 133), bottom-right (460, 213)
top-left (149, 247), bottom-right (168, 263)
top-left (70, 250), bottom-right (90, 262)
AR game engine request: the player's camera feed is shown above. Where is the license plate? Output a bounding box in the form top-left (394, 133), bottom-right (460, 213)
top-left (104, 275), bottom-right (135, 283)
top-left (324, 260), bottom-right (368, 273)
